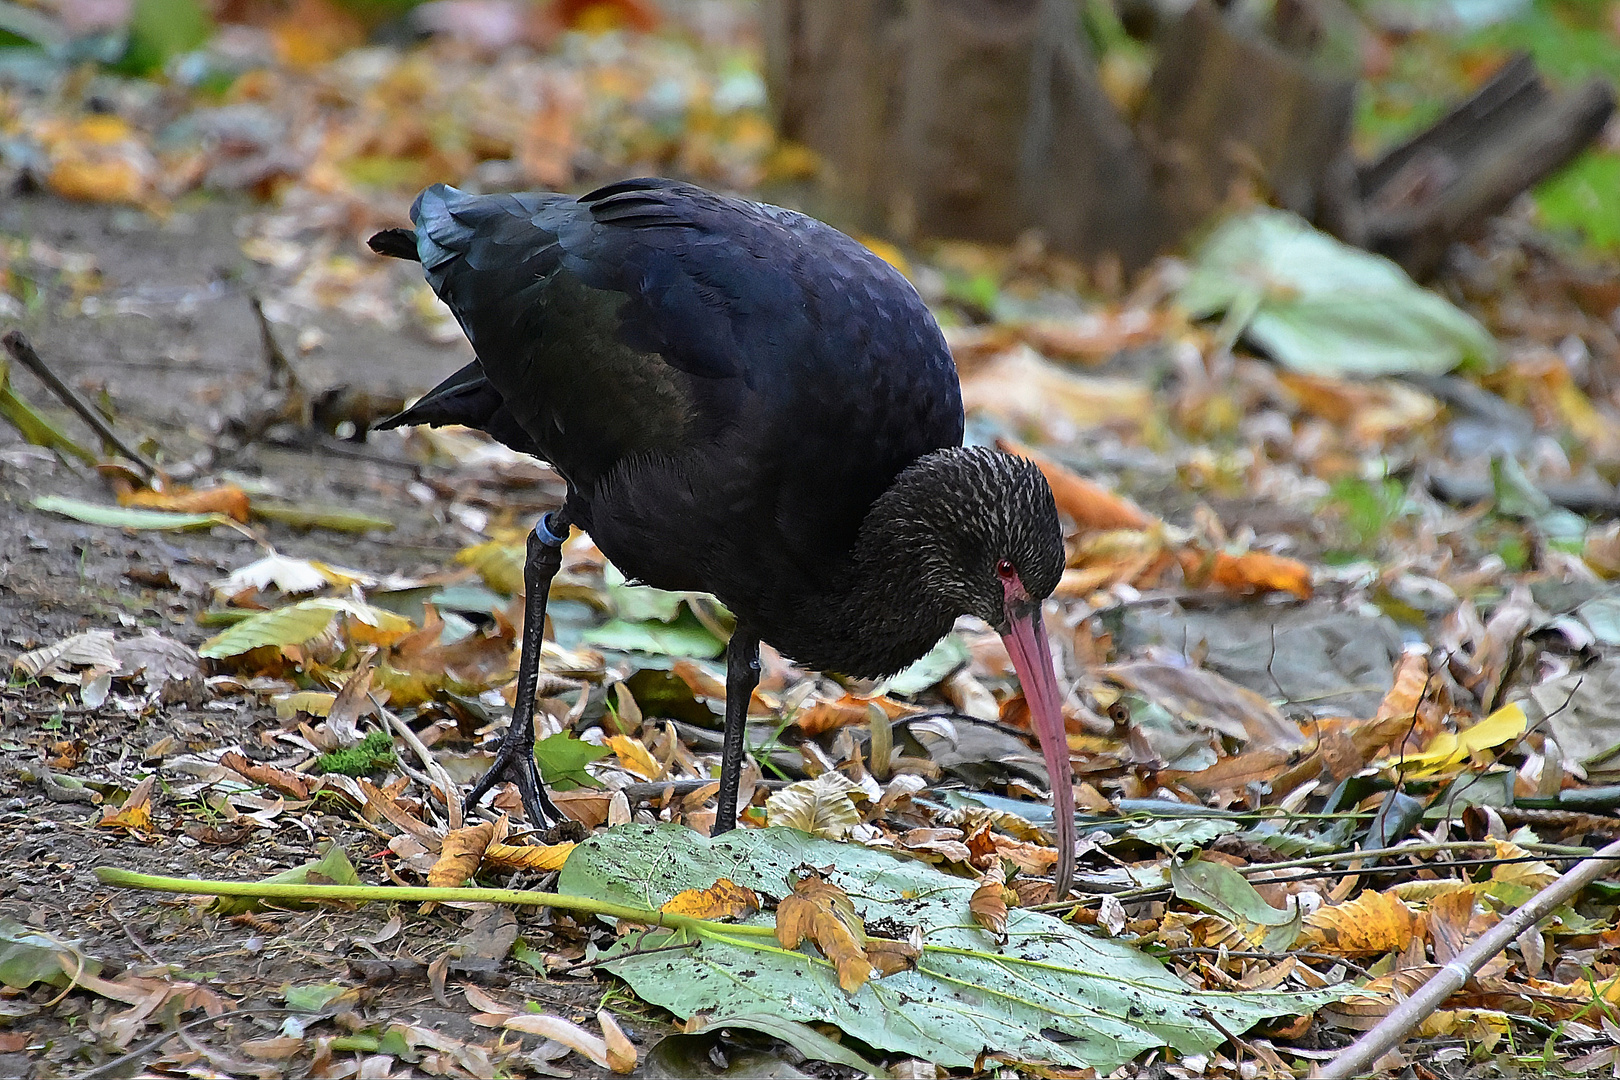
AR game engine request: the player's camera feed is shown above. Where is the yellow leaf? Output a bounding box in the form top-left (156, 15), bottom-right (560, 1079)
top-left (1397, 702), bottom-right (1528, 775)
top-left (1303, 890), bottom-right (1418, 958)
top-left (606, 734), bottom-right (660, 780)
top-left (98, 776), bottom-right (154, 832)
top-left (661, 878), bottom-right (760, 920)
top-left (483, 842), bottom-right (575, 873)
top-left (457, 540), bottom-right (526, 596)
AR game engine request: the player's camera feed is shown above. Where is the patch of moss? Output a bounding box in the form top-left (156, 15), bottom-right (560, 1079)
top-left (313, 729), bottom-right (397, 777)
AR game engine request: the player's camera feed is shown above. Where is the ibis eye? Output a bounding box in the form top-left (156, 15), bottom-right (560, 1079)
top-left (995, 558), bottom-right (1017, 580)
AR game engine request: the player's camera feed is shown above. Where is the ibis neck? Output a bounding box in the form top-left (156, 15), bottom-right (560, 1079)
top-left (759, 454), bottom-right (967, 679)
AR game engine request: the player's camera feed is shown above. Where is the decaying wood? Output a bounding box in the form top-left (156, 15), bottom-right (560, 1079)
top-left (1137, 0), bottom-right (1360, 247)
top-left (1359, 53), bottom-right (1617, 279)
top-left (764, 0), bottom-right (1615, 278)
top-left (764, 0), bottom-right (1169, 272)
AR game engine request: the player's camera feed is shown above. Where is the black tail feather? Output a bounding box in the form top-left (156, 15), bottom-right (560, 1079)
top-left (368, 228), bottom-right (420, 261)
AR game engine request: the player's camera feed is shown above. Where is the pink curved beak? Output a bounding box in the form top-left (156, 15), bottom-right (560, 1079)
top-left (999, 588), bottom-right (1074, 900)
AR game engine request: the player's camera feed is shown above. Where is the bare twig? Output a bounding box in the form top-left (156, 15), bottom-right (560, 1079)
top-left (1317, 836), bottom-right (1620, 1079)
top-left (2, 330), bottom-right (159, 480)
top-left (250, 295), bottom-right (300, 391)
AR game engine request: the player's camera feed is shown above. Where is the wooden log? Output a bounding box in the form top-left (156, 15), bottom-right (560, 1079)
top-left (1360, 53), bottom-right (1617, 279)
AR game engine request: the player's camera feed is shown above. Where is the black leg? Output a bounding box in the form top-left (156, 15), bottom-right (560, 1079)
top-left (713, 627), bottom-right (761, 834)
top-left (464, 511), bottom-right (569, 824)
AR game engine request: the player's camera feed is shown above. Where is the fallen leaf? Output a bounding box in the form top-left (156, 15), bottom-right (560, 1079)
top-left (429, 820), bottom-right (498, 886)
top-left (502, 1013), bottom-right (609, 1067)
top-left (660, 878), bottom-right (760, 921)
top-left (97, 776), bottom-right (154, 832)
top-left (119, 484), bottom-right (250, 522)
top-left (970, 862), bottom-right (1010, 942)
top-left (1303, 890), bottom-right (1418, 957)
top-left (597, 1008), bottom-right (637, 1073)
top-left (775, 871), bottom-right (875, 994)
top-left (765, 773), bottom-right (864, 840)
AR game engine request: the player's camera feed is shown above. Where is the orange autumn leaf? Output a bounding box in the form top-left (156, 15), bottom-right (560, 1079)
top-left (120, 485), bottom-right (251, 523)
top-left (221, 750), bottom-right (316, 800)
top-left (98, 776), bottom-right (154, 832)
top-left (775, 871), bottom-right (875, 993)
top-left (660, 878), bottom-right (760, 921)
top-left (1303, 890), bottom-right (1419, 957)
top-left (997, 437), bottom-right (1156, 532)
top-left (428, 820), bottom-right (498, 886)
top-left (1178, 546), bottom-right (1313, 600)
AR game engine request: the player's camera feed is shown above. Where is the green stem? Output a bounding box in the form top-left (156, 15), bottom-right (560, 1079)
top-left (94, 867), bottom-right (776, 938)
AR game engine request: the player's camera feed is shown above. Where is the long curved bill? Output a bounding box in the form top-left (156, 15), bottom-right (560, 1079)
top-left (999, 601), bottom-right (1074, 899)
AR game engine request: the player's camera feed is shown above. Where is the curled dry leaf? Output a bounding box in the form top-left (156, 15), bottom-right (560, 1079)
top-left (1177, 546), bottom-right (1313, 600)
top-left (775, 871), bottom-right (875, 993)
top-left (659, 877), bottom-right (760, 920)
top-left (597, 1008), bottom-right (637, 1074)
top-left (970, 862), bottom-right (1010, 942)
top-left (1302, 890), bottom-right (1419, 957)
top-left (867, 933), bottom-right (922, 977)
top-left (502, 1013), bottom-right (609, 1068)
top-left (97, 776), bottom-right (154, 832)
top-left (221, 751), bottom-right (316, 800)
top-left (428, 820), bottom-right (498, 886)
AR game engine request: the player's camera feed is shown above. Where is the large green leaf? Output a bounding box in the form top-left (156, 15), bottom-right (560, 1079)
top-left (1179, 209), bottom-right (1496, 377)
top-left (559, 824), bottom-right (1340, 1071)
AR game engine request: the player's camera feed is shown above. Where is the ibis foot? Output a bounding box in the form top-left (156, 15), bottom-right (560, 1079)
top-left (463, 513), bottom-right (570, 826)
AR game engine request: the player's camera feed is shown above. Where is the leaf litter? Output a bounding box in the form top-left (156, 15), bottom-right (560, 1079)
top-left (5, 2), bottom-right (1620, 1078)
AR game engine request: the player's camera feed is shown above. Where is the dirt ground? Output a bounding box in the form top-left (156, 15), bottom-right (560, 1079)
top-left (0, 192), bottom-right (691, 1080)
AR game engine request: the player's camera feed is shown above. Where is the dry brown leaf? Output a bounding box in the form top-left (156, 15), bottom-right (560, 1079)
top-left (483, 842), bottom-right (575, 873)
top-left (1303, 890), bottom-right (1419, 957)
top-left (377, 606), bottom-right (517, 707)
top-left (97, 776), bottom-right (154, 832)
top-left (867, 935), bottom-right (922, 977)
top-left (221, 751), bottom-right (316, 800)
top-left (765, 773), bottom-right (863, 839)
top-left (428, 820), bottom-right (497, 886)
top-left (660, 878), bottom-right (760, 921)
top-left (775, 871), bottom-right (875, 993)
top-left (1424, 886), bottom-right (1479, 965)
top-left (998, 437), bottom-right (1156, 532)
top-left (358, 776), bottom-right (442, 845)
top-left (970, 862), bottom-right (1010, 942)
top-left (119, 484), bottom-right (251, 523)
top-left (1161, 747), bottom-right (1293, 793)
top-left (597, 1008), bottom-right (637, 1074)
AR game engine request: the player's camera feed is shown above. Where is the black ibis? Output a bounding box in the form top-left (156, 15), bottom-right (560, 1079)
top-left (369, 179), bottom-right (1075, 896)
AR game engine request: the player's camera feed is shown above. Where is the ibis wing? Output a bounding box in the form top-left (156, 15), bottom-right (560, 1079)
top-left (408, 180), bottom-right (964, 571)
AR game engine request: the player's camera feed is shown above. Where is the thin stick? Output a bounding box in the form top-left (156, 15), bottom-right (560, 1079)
top-left (2, 331), bottom-right (158, 479)
top-left (1317, 835), bottom-right (1620, 1079)
top-left (249, 296), bottom-right (299, 391)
